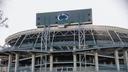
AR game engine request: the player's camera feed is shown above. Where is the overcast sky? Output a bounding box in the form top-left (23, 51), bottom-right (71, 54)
top-left (0, 0), bottom-right (128, 45)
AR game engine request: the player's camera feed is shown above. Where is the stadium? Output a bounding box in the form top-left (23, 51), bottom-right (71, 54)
top-left (0, 9), bottom-right (128, 72)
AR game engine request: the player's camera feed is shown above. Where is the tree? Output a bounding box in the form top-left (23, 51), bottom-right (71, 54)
top-left (0, 10), bottom-right (8, 28)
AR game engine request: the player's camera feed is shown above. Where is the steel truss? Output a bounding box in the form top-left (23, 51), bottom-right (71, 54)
top-left (1, 25), bottom-right (128, 72)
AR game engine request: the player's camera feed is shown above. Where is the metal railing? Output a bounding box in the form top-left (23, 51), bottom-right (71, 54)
top-left (8, 65), bottom-right (127, 72)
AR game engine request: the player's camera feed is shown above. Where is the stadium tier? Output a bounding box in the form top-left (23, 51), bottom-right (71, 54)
top-left (0, 9), bottom-right (128, 72)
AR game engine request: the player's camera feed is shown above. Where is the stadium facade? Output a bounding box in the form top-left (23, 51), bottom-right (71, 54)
top-left (0, 9), bottom-right (128, 72)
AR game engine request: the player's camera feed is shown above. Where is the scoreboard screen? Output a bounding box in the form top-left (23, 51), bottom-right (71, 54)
top-left (36, 9), bottom-right (92, 27)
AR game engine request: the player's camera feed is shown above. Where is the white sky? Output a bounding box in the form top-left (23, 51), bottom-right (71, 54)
top-left (0, 0), bottom-right (128, 45)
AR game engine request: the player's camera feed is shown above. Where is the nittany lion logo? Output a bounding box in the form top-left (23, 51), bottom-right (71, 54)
top-left (57, 13), bottom-right (69, 21)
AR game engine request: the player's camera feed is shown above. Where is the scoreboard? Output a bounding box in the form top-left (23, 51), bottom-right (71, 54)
top-left (36, 9), bottom-right (92, 27)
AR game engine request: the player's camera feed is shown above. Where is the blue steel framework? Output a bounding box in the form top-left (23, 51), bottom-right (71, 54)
top-left (0, 24), bottom-right (128, 72)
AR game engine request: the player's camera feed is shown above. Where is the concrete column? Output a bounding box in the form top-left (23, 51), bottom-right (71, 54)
top-left (114, 49), bottom-right (120, 72)
top-left (15, 53), bottom-right (19, 72)
top-left (45, 55), bottom-right (47, 72)
top-left (73, 53), bottom-right (77, 71)
top-left (0, 59), bottom-right (2, 72)
top-left (40, 55), bottom-right (43, 72)
top-left (84, 53), bottom-right (86, 69)
top-left (73, 46), bottom-right (77, 71)
top-left (94, 51), bottom-right (99, 72)
top-left (79, 54), bottom-right (82, 71)
top-left (50, 55), bottom-right (53, 72)
top-left (50, 47), bottom-right (53, 72)
top-left (8, 54), bottom-right (12, 72)
top-left (124, 50), bottom-right (128, 71)
top-left (32, 53), bottom-right (35, 72)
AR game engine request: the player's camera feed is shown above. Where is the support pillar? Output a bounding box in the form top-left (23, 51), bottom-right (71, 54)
top-left (32, 53), bottom-right (35, 72)
top-left (114, 49), bottom-right (120, 72)
top-left (8, 54), bottom-right (12, 72)
top-left (45, 55), bottom-right (47, 72)
top-left (124, 49), bottom-right (128, 71)
top-left (73, 54), bottom-right (77, 71)
top-left (40, 55), bottom-right (43, 72)
top-left (0, 59), bottom-right (2, 72)
top-left (73, 46), bottom-right (77, 71)
top-left (94, 51), bottom-right (99, 72)
top-left (50, 47), bottom-right (53, 72)
top-left (84, 53), bottom-right (86, 69)
top-left (50, 55), bottom-right (53, 72)
top-left (79, 54), bottom-right (82, 71)
top-left (15, 53), bottom-right (19, 72)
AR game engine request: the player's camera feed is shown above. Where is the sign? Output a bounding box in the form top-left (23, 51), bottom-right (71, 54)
top-left (36, 9), bottom-right (92, 27)
top-left (57, 13), bottom-right (69, 21)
